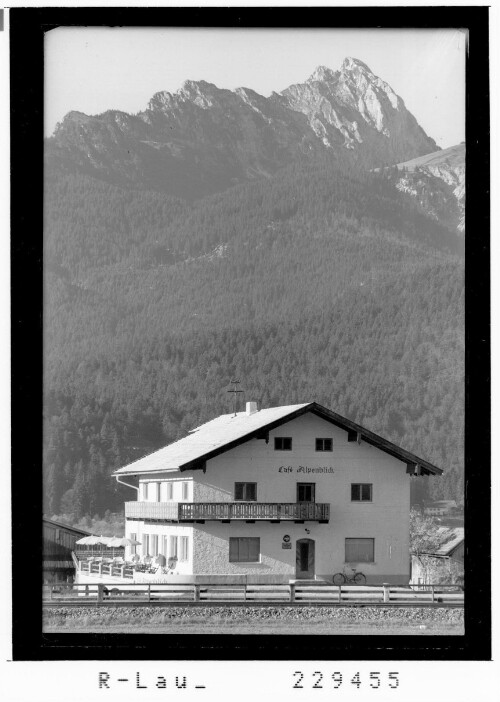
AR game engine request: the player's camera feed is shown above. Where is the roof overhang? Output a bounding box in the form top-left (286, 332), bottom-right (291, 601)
top-left (113, 401), bottom-right (442, 477)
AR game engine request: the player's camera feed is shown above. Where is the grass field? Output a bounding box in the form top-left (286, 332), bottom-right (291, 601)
top-left (43, 605), bottom-right (464, 636)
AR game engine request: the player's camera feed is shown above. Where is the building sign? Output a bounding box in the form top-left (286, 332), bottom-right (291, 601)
top-left (282, 535), bottom-right (292, 550)
top-left (278, 466), bottom-right (334, 474)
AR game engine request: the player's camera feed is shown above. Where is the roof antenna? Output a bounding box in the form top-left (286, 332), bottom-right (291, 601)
top-left (227, 379), bottom-right (244, 417)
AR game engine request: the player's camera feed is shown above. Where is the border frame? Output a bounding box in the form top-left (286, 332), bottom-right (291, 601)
top-left (10, 5), bottom-right (490, 661)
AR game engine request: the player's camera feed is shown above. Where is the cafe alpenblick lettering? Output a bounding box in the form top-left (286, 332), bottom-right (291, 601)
top-left (278, 466), bottom-right (334, 474)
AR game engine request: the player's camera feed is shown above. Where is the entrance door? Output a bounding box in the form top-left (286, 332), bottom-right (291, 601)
top-left (296, 538), bottom-right (315, 579)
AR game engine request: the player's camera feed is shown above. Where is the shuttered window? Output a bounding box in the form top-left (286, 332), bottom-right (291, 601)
top-left (229, 537), bottom-right (260, 563)
top-left (179, 536), bottom-right (189, 561)
top-left (234, 482), bottom-right (257, 501)
top-left (345, 538), bottom-right (374, 563)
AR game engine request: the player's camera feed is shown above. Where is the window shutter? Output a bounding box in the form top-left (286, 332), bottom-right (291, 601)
top-left (229, 538), bottom-right (238, 562)
top-left (169, 535), bottom-right (178, 558)
top-left (345, 538), bottom-right (374, 562)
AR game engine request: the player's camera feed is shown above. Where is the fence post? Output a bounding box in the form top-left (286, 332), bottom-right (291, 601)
top-left (382, 583), bottom-right (390, 603)
top-left (194, 585), bottom-right (200, 602)
top-left (431, 585), bottom-right (435, 603)
top-left (148, 584), bottom-right (151, 602)
top-left (338, 585), bottom-right (342, 603)
top-left (289, 583), bottom-right (295, 603)
top-left (97, 584), bottom-right (103, 602)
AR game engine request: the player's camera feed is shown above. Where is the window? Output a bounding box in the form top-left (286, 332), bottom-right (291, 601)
top-left (166, 482), bottom-right (174, 500)
top-left (351, 483), bottom-right (373, 502)
top-left (229, 537), bottom-right (260, 563)
top-left (162, 535), bottom-right (168, 557)
top-left (345, 538), bottom-right (375, 563)
top-left (142, 534), bottom-right (150, 557)
top-left (182, 482), bottom-right (189, 500)
top-left (234, 482), bottom-right (257, 501)
top-left (169, 535), bottom-right (178, 559)
top-left (179, 536), bottom-right (189, 562)
top-left (316, 437), bottom-right (333, 451)
top-left (274, 436), bottom-right (292, 450)
top-left (130, 532), bottom-right (137, 555)
top-left (150, 534), bottom-right (158, 557)
top-left (297, 483), bottom-right (315, 502)
top-left (140, 483), bottom-right (147, 500)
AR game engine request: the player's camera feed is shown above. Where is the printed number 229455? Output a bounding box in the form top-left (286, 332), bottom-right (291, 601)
top-left (293, 671), bottom-right (400, 689)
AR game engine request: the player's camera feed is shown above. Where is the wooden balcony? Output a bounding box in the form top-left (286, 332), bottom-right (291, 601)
top-left (125, 501), bottom-right (330, 522)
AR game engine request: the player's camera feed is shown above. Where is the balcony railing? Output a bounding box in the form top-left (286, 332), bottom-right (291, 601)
top-left (125, 501), bottom-right (330, 522)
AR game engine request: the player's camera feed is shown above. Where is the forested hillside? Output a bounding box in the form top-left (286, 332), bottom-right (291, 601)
top-left (43, 155), bottom-right (464, 519)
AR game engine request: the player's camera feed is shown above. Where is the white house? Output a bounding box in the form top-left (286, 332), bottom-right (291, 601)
top-left (108, 401), bottom-right (442, 585)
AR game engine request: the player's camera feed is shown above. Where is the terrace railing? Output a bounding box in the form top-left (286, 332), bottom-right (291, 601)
top-left (125, 501), bottom-right (330, 522)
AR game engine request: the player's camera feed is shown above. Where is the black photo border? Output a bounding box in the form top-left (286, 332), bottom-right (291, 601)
top-left (10, 5), bottom-right (490, 661)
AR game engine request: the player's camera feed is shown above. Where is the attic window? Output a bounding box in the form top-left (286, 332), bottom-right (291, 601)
top-left (274, 437), bottom-right (292, 451)
top-left (316, 438), bottom-right (332, 451)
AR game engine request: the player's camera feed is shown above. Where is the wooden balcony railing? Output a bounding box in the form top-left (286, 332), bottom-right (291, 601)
top-left (125, 501), bottom-right (330, 522)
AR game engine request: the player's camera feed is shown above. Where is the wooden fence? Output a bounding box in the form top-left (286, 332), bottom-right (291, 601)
top-left (43, 581), bottom-right (464, 606)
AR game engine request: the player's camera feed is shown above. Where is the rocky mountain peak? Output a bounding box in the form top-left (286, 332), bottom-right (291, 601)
top-left (308, 65), bottom-right (337, 83)
top-left (47, 57), bottom-right (439, 200)
top-left (341, 57), bottom-right (373, 74)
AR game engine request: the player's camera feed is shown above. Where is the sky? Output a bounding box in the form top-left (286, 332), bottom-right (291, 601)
top-left (45, 27), bottom-right (466, 147)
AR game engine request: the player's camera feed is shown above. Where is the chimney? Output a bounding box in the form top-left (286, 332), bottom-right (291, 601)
top-left (246, 401), bottom-right (258, 416)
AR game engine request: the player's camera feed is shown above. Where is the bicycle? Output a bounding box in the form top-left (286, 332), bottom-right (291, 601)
top-left (332, 567), bottom-right (366, 585)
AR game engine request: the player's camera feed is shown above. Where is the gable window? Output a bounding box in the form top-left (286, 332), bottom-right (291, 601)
top-left (234, 482), bottom-right (257, 501)
top-left (351, 483), bottom-right (373, 502)
top-left (345, 538), bottom-right (374, 563)
top-left (229, 537), bottom-right (260, 563)
top-left (316, 438), bottom-right (333, 451)
top-left (274, 437), bottom-right (292, 451)
top-left (297, 483), bottom-right (315, 503)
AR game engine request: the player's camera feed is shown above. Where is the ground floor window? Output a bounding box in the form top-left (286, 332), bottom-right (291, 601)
top-left (179, 536), bottom-right (189, 561)
top-left (229, 537), bottom-right (260, 563)
top-left (169, 535), bottom-right (178, 559)
top-left (345, 538), bottom-right (374, 563)
top-left (130, 532), bottom-right (137, 555)
top-left (151, 534), bottom-right (158, 557)
top-left (142, 534), bottom-right (150, 557)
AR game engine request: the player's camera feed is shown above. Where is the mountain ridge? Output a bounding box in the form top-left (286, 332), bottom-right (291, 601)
top-left (46, 58), bottom-right (439, 200)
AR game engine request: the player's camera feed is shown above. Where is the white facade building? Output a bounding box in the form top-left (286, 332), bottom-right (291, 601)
top-left (113, 402), bottom-right (442, 585)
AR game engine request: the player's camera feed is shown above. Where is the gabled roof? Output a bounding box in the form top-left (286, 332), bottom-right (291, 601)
top-left (112, 401), bottom-right (443, 477)
top-left (43, 518), bottom-right (92, 536)
top-left (423, 527), bottom-right (464, 557)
